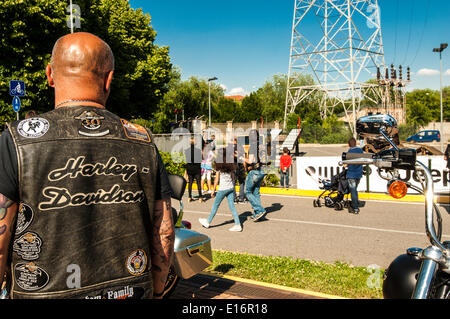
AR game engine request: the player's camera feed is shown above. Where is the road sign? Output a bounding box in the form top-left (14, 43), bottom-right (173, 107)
top-left (12, 96), bottom-right (21, 112)
top-left (9, 80), bottom-right (26, 97)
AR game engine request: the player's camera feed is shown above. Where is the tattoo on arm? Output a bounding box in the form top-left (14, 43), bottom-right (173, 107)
top-left (0, 195), bottom-right (14, 237)
top-left (150, 199), bottom-right (175, 275)
top-left (0, 225), bottom-right (6, 236)
top-left (0, 195), bottom-right (14, 221)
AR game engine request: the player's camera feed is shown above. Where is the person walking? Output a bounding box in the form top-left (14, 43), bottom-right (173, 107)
top-left (444, 143), bottom-right (450, 172)
top-left (201, 142), bottom-right (215, 195)
top-left (279, 147), bottom-right (292, 189)
top-left (0, 32), bottom-right (174, 299)
top-left (199, 148), bottom-right (242, 232)
top-left (240, 130), bottom-right (267, 221)
top-left (228, 138), bottom-right (246, 203)
top-left (346, 137), bottom-right (364, 214)
top-left (184, 136), bottom-right (203, 202)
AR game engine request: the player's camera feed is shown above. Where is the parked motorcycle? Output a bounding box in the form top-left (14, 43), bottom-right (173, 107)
top-left (163, 174), bottom-right (213, 298)
top-left (340, 129), bottom-right (449, 299)
top-left (0, 174), bottom-right (213, 299)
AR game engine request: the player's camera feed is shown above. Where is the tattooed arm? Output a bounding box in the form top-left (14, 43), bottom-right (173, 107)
top-left (150, 198), bottom-right (175, 299)
top-left (0, 194), bottom-right (18, 289)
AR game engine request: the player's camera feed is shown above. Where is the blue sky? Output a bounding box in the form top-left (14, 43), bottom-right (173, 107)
top-left (129, 0), bottom-right (450, 96)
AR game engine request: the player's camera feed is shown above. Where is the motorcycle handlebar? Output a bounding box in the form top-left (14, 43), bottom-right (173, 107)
top-left (342, 152), bottom-right (375, 161)
top-left (339, 150), bottom-right (447, 254)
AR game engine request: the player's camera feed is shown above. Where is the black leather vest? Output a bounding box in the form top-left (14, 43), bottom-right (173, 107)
top-left (7, 106), bottom-right (158, 299)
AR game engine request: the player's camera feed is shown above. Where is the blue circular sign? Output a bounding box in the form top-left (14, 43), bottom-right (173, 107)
top-left (12, 96), bottom-right (21, 112)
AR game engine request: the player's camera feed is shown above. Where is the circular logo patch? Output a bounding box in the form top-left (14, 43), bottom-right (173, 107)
top-left (126, 249), bottom-right (147, 276)
top-left (15, 203), bottom-right (34, 235)
top-left (17, 118), bottom-right (49, 138)
top-left (14, 262), bottom-right (49, 291)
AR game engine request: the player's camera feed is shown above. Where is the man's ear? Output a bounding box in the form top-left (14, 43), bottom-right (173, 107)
top-left (104, 70), bottom-right (114, 93)
top-left (46, 64), bottom-right (55, 88)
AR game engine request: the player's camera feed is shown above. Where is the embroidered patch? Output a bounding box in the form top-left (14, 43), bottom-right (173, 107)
top-left (121, 119), bottom-right (151, 143)
top-left (84, 286), bottom-right (145, 299)
top-left (78, 130), bottom-right (110, 137)
top-left (17, 118), bottom-right (49, 138)
top-left (13, 232), bottom-right (42, 261)
top-left (14, 262), bottom-right (49, 291)
top-left (75, 110), bottom-right (110, 137)
top-left (75, 110), bottom-right (104, 130)
top-left (126, 249), bottom-right (147, 276)
top-left (15, 203), bottom-right (34, 235)
top-left (48, 156), bottom-right (138, 182)
top-left (38, 184), bottom-right (145, 211)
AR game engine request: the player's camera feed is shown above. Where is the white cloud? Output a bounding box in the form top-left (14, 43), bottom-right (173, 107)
top-left (445, 69), bottom-right (450, 76)
top-left (417, 68), bottom-right (440, 76)
top-left (227, 87), bottom-right (248, 96)
top-left (219, 84), bottom-right (227, 91)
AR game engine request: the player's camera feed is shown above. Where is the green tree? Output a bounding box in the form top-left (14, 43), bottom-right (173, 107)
top-left (212, 97), bottom-right (240, 122)
top-left (0, 0), bottom-right (172, 128)
top-left (152, 76), bottom-right (224, 133)
top-left (238, 92), bottom-right (263, 122)
top-left (405, 89), bottom-right (439, 126)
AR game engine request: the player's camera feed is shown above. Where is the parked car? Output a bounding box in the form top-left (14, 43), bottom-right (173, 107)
top-left (406, 130), bottom-right (441, 143)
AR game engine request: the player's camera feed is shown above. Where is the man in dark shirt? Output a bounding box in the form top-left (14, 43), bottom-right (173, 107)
top-left (346, 137), bottom-right (364, 214)
top-left (445, 143), bottom-right (450, 171)
top-left (0, 32), bottom-right (173, 299)
top-left (184, 136), bottom-right (203, 202)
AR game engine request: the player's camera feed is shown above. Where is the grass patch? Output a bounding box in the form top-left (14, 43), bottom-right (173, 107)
top-left (205, 250), bottom-right (384, 299)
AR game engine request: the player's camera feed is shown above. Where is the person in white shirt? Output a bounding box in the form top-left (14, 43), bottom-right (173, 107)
top-left (199, 148), bottom-right (242, 232)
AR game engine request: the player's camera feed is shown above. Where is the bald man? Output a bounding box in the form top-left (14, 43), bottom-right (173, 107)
top-left (0, 32), bottom-right (174, 299)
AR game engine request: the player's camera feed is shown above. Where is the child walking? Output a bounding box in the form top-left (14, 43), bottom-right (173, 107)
top-left (199, 148), bottom-right (242, 232)
top-left (201, 142), bottom-right (215, 194)
top-left (279, 147), bottom-right (292, 189)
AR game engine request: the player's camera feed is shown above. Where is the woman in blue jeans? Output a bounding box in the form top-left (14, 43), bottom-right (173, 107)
top-left (199, 149), bottom-right (242, 232)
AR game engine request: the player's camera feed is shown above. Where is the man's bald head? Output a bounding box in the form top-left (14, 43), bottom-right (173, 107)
top-left (50, 32), bottom-right (114, 79)
top-left (47, 32), bottom-right (115, 108)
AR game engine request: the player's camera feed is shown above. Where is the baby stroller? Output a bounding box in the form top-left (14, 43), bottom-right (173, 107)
top-left (313, 169), bottom-right (350, 211)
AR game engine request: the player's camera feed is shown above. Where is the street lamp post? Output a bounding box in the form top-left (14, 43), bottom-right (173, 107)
top-left (208, 77), bottom-right (218, 127)
top-left (433, 43), bottom-right (448, 152)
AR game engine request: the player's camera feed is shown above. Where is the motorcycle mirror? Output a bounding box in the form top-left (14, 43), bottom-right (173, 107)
top-left (388, 180), bottom-right (408, 199)
top-left (168, 174), bottom-right (187, 201)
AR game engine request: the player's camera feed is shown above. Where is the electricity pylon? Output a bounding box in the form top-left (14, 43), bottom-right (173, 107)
top-left (284, 0), bottom-right (386, 134)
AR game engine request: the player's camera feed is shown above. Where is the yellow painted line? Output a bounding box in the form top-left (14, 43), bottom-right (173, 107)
top-left (188, 185), bottom-right (449, 204)
top-left (201, 271), bottom-right (347, 300)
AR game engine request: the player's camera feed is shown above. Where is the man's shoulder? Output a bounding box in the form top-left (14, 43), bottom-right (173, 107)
top-left (349, 147), bottom-right (363, 154)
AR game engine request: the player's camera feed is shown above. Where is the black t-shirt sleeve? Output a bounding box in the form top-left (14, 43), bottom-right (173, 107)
top-left (155, 147), bottom-right (173, 200)
top-left (0, 130), bottom-right (19, 202)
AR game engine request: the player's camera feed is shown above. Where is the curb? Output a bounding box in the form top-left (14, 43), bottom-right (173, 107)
top-left (201, 272), bottom-right (347, 300)
top-left (258, 187), bottom-right (450, 205)
top-left (188, 185), bottom-right (450, 205)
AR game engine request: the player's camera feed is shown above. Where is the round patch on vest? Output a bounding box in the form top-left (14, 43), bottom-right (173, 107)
top-left (14, 262), bottom-right (50, 291)
top-left (126, 249), bottom-right (147, 276)
top-left (15, 203), bottom-right (34, 235)
top-left (13, 232), bottom-right (42, 261)
top-left (17, 118), bottom-right (49, 138)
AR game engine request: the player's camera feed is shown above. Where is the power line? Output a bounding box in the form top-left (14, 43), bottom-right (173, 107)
top-left (401, 0), bottom-right (416, 66)
top-left (392, 0), bottom-right (399, 65)
top-left (408, 0), bottom-right (431, 67)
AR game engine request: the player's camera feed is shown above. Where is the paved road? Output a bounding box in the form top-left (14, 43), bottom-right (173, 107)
top-left (180, 193), bottom-right (450, 269)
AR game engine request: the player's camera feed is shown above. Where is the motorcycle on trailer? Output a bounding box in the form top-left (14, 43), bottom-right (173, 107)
top-left (340, 128), bottom-right (449, 299)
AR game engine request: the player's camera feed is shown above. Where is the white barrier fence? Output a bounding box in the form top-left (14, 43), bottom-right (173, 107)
top-left (296, 156), bottom-right (450, 195)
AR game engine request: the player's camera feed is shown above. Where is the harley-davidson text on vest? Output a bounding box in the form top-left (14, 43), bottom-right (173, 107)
top-left (7, 106), bottom-right (159, 299)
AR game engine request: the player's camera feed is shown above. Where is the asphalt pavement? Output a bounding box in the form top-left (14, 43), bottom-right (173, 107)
top-left (180, 192), bottom-right (450, 269)
top-left (168, 191), bottom-right (449, 299)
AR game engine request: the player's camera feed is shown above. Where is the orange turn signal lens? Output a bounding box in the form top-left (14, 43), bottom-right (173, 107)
top-left (388, 181), bottom-right (408, 199)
